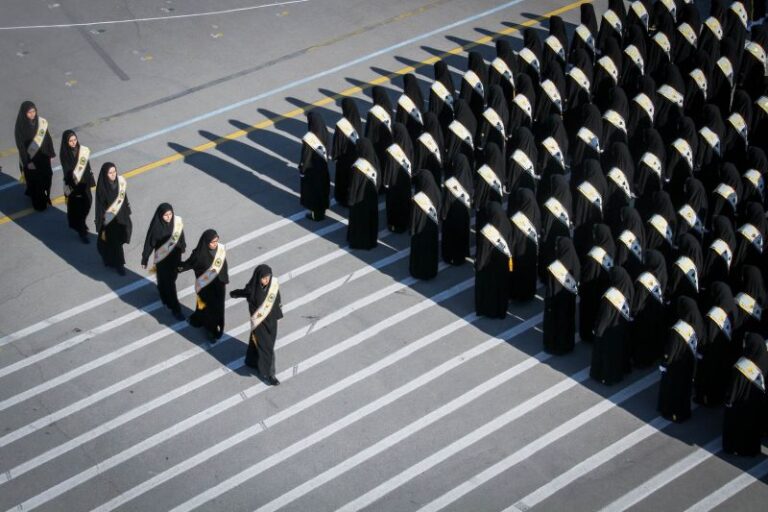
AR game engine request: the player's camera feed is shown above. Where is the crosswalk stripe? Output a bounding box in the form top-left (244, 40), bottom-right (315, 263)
top-left (683, 459), bottom-right (768, 512)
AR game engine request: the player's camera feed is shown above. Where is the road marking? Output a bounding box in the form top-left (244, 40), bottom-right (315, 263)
top-left (683, 459), bottom-right (768, 512)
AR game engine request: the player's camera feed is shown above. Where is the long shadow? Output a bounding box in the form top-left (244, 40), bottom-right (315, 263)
top-left (255, 108), bottom-right (306, 141)
top-left (392, 56), bottom-right (436, 81)
top-left (282, 98), bottom-right (341, 132)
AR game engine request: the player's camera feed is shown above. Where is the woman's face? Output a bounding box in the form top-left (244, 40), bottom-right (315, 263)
top-left (260, 275), bottom-right (271, 287)
top-left (107, 166), bottom-right (117, 181)
top-left (208, 237), bottom-right (219, 250)
top-left (68, 134), bottom-right (78, 148)
top-left (25, 107), bottom-right (37, 120)
top-left (162, 210), bottom-right (173, 223)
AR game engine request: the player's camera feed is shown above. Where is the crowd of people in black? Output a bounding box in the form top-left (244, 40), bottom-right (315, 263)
top-left (296, 0), bottom-right (768, 456)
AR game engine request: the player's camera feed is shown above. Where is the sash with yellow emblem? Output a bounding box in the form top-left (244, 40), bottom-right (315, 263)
top-left (250, 277), bottom-right (279, 331)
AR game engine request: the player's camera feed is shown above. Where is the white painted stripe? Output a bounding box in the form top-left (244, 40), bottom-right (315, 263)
top-left (683, 459), bottom-right (768, 512)
top-left (599, 437), bottom-right (722, 512)
top-left (0, 0), bottom-right (529, 192)
top-left (94, 315), bottom-right (541, 512)
top-left (415, 373), bottom-right (659, 512)
top-left (0, 245), bottom-right (408, 449)
top-left (7, 279), bottom-right (473, 512)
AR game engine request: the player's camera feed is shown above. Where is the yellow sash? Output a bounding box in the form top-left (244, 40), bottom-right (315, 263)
top-left (518, 48), bottom-right (540, 74)
top-left (386, 143), bottom-right (412, 176)
top-left (699, 126), bottom-right (721, 155)
top-left (677, 23), bottom-right (697, 47)
top-left (463, 70), bottom-right (484, 97)
top-left (598, 56), bottom-right (619, 83)
top-left (568, 66), bottom-right (591, 92)
top-left (336, 118), bottom-right (359, 144)
top-left (195, 243), bottom-right (226, 294)
top-left (449, 120), bottom-right (474, 148)
top-left (369, 105), bottom-right (392, 130)
top-left (302, 131), bottom-right (328, 161)
top-left (707, 306), bottom-right (732, 339)
top-left (739, 223), bottom-right (764, 253)
top-left (548, 260), bottom-right (578, 294)
top-left (541, 136), bottom-right (565, 168)
top-left (603, 9), bottom-right (622, 32)
top-left (715, 183), bottom-right (738, 209)
top-left (444, 176), bottom-right (471, 209)
top-left (631, 2), bottom-right (649, 30)
top-left (641, 151), bottom-right (663, 178)
top-left (608, 167), bottom-right (633, 199)
top-left (704, 17), bottom-right (723, 40)
top-left (72, 145), bottom-right (91, 185)
top-left (736, 292), bottom-right (762, 320)
top-left (353, 158), bottom-right (377, 185)
top-left (658, 84), bottom-right (684, 107)
top-left (678, 204), bottom-right (704, 234)
top-left (397, 94), bottom-right (423, 125)
top-left (603, 110), bottom-right (627, 133)
top-left (675, 256), bottom-right (699, 292)
top-left (689, 69), bottom-right (708, 96)
top-left (649, 214), bottom-right (673, 243)
top-left (27, 117), bottom-right (49, 159)
top-left (103, 176), bottom-right (127, 227)
top-left (545, 35), bottom-right (565, 61)
top-left (603, 287), bottom-right (632, 320)
top-left (511, 149), bottom-right (537, 179)
top-left (633, 93), bottom-right (655, 121)
top-left (757, 96), bottom-right (768, 115)
top-left (717, 57), bottom-right (734, 85)
top-left (544, 196), bottom-right (570, 227)
top-left (637, 272), bottom-right (664, 303)
top-left (743, 169), bottom-right (764, 195)
top-left (577, 126), bottom-right (601, 153)
top-left (413, 191), bottom-right (438, 224)
top-left (746, 42), bottom-right (766, 74)
top-left (481, 223), bottom-right (513, 270)
top-left (513, 94), bottom-right (533, 120)
top-left (511, 211), bottom-right (538, 244)
top-left (728, 113), bottom-right (748, 142)
top-left (619, 229), bottom-right (643, 260)
top-left (483, 108), bottom-right (505, 136)
top-left (418, 132), bottom-right (442, 164)
top-left (250, 277), bottom-right (279, 331)
top-left (431, 81), bottom-right (454, 110)
top-left (672, 138), bottom-right (693, 169)
top-left (654, 32), bottom-right (672, 56)
top-left (477, 164), bottom-right (503, 196)
top-left (541, 79), bottom-right (563, 113)
top-left (624, 44), bottom-right (645, 75)
top-left (577, 180), bottom-right (603, 211)
top-left (672, 320), bottom-right (698, 355)
top-left (151, 215), bottom-right (184, 270)
top-left (575, 24), bottom-right (595, 50)
top-left (734, 357), bottom-right (765, 392)
top-left (731, 1), bottom-right (748, 29)
top-left (589, 245), bottom-right (614, 270)
top-left (710, 239), bottom-right (733, 269)
top-left (491, 57), bottom-right (514, 84)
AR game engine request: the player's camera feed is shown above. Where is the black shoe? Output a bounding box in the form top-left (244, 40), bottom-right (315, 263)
top-left (266, 376), bottom-right (280, 386)
top-left (116, 266), bottom-right (126, 276)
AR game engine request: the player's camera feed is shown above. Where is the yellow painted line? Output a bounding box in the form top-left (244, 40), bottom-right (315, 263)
top-left (0, 0), bottom-right (591, 226)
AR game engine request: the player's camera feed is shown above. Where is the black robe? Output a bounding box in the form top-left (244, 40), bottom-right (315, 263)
top-left (601, 86), bottom-right (630, 148)
top-left (732, 265), bottom-right (767, 343)
top-left (444, 99), bottom-right (477, 170)
top-left (612, 206), bottom-right (646, 279)
top-left (347, 138), bottom-right (380, 250)
top-left (644, 190), bottom-right (677, 264)
top-left (429, 60), bottom-right (456, 136)
top-left (477, 85), bottom-right (509, 155)
top-left (94, 163), bottom-right (132, 269)
top-left (505, 127), bottom-right (539, 199)
top-left (508, 74), bottom-right (536, 132)
top-left (414, 112), bottom-right (445, 186)
top-left (299, 112), bottom-right (331, 218)
top-left (508, 188), bottom-right (541, 301)
top-left (475, 201), bottom-right (513, 318)
top-left (538, 174), bottom-right (572, 278)
top-left (460, 51), bottom-right (489, 124)
top-left (667, 233), bottom-right (703, 304)
top-left (578, 225), bottom-right (615, 344)
top-left (702, 216), bottom-right (736, 288)
top-left (633, 128), bottom-right (665, 218)
top-left (591, 266), bottom-right (635, 385)
top-left (694, 282), bottom-right (737, 406)
top-left (543, 237), bottom-right (580, 355)
top-left (60, 130), bottom-right (95, 236)
top-left (409, 170), bottom-right (440, 279)
top-left (332, 98), bottom-right (362, 207)
top-left (141, 203), bottom-right (186, 313)
top-left (440, 154), bottom-right (473, 266)
top-left (674, 177), bottom-right (708, 244)
top-left (603, 141), bottom-right (636, 233)
top-left (396, 73), bottom-right (426, 143)
top-left (569, 104), bottom-right (603, 178)
top-left (14, 101), bottom-right (55, 211)
top-left (630, 249), bottom-right (668, 367)
top-left (382, 123), bottom-right (414, 233)
top-left (732, 203), bottom-right (767, 280)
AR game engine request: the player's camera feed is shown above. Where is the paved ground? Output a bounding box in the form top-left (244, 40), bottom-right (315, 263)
top-left (0, 0), bottom-right (766, 510)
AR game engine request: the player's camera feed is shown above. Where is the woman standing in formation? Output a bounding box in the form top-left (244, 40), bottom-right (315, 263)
top-left (409, 169), bottom-right (440, 280)
top-left (331, 98), bottom-right (362, 207)
top-left (475, 201), bottom-right (513, 319)
top-left (59, 129), bottom-right (95, 243)
top-left (141, 203), bottom-right (186, 320)
top-left (440, 154), bottom-right (473, 266)
top-left (591, 266), bottom-right (635, 385)
top-left (231, 264), bottom-right (283, 386)
top-left (299, 112), bottom-right (330, 221)
top-left (14, 101), bottom-right (55, 211)
top-left (382, 122), bottom-right (414, 233)
top-left (94, 162), bottom-right (132, 275)
top-left (178, 229), bottom-right (228, 341)
top-left (347, 138), bottom-right (380, 250)
top-left (543, 236), bottom-right (580, 355)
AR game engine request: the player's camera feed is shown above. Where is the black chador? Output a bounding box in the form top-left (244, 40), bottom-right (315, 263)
top-left (538, 174), bottom-right (572, 278)
top-left (508, 187), bottom-right (541, 301)
top-left (741, 148), bottom-right (767, 209)
top-left (578, 224), bottom-right (615, 344)
top-left (570, 3), bottom-right (597, 62)
top-left (631, 249), bottom-right (668, 367)
top-left (613, 206), bottom-right (645, 279)
top-left (668, 233), bottom-right (703, 303)
top-left (692, 106), bottom-right (725, 191)
top-left (382, 122), bottom-right (414, 233)
top-left (429, 60), bottom-right (456, 135)
top-left (724, 90), bottom-right (752, 169)
top-left (444, 99), bottom-right (477, 172)
top-left (141, 203), bottom-right (186, 319)
top-left (542, 15), bottom-right (568, 73)
top-left (534, 62), bottom-right (565, 124)
top-left (633, 128), bottom-right (667, 219)
top-left (347, 138), bottom-right (380, 250)
top-left (473, 143), bottom-right (505, 226)
top-left (409, 170), bottom-right (440, 280)
top-left (732, 203), bottom-right (767, 279)
top-left (414, 112), bottom-right (445, 186)
top-left (536, 114), bottom-right (569, 183)
top-left (596, 0), bottom-right (626, 51)
top-left (695, 281), bottom-right (737, 407)
top-left (620, 26), bottom-right (646, 99)
top-left (519, 28), bottom-right (543, 85)
top-left (477, 84), bottom-right (509, 155)
top-left (732, 265), bottom-right (766, 343)
top-left (231, 265), bottom-right (283, 386)
top-left (179, 229), bottom-right (228, 341)
top-left (658, 296), bottom-right (704, 423)
top-left (331, 98), bottom-right (362, 207)
top-left (627, 79), bottom-right (658, 146)
top-left (601, 87), bottom-right (629, 148)
top-left (509, 73), bottom-right (536, 132)
top-left (572, 159), bottom-right (607, 258)
top-left (366, 86), bottom-right (394, 190)
top-left (59, 129), bottom-right (95, 242)
top-left (665, 117), bottom-right (699, 205)
top-left (738, 23), bottom-right (768, 101)
top-left (593, 38), bottom-right (622, 113)
top-left (564, 50), bottom-right (594, 137)
top-left (654, 64), bottom-right (686, 145)
top-left (475, 201), bottom-right (514, 319)
top-left (440, 154), bottom-right (473, 266)
top-left (460, 51), bottom-right (488, 123)
top-left (543, 237), bottom-right (580, 355)
top-left (709, 163), bottom-right (742, 227)
top-left (505, 126), bottom-right (539, 199)
top-left (602, 141), bottom-right (635, 225)
top-left (709, 37), bottom-right (738, 116)
top-left (299, 112), bottom-right (331, 221)
top-left (591, 266), bottom-right (635, 385)
top-left (488, 39), bottom-right (517, 104)
top-left (702, 216), bottom-right (736, 288)
top-left (14, 101), bottom-right (55, 211)
top-left (644, 190), bottom-right (677, 263)
top-left (396, 73), bottom-right (425, 143)
top-left (94, 162), bottom-right (132, 275)
top-left (569, 104), bottom-right (603, 178)
top-left (722, 332), bottom-right (767, 457)
top-left (675, 177), bottom-right (708, 244)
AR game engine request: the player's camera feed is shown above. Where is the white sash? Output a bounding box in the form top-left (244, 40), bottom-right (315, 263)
top-left (477, 164), bottom-right (503, 196)
top-left (444, 176), bottom-right (471, 209)
top-left (728, 113), bottom-right (748, 143)
top-left (483, 108), bottom-right (505, 137)
top-left (677, 23), bottom-right (697, 47)
top-left (542, 137), bottom-right (565, 169)
top-left (481, 223), bottom-right (513, 260)
top-left (707, 306), bottom-right (732, 339)
top-left (637, 272), bottom-right (664, 303)
top-left (717, 57), bottom-right (734, 85)
top-left (589, 245), bottom-right (614, 270)
top-left (152, 215), bottom-right (184, 268)
top-left (672, 138), bottom-right (693, 169)
top-left (757, 96), bottom-right (768, 115)
top-left (709, 239), bottom-right (733, 269)
top-left (103, 176), bottom-right (127, 227)
top-left (739, 223), bottom-right (764, 253)
top-left (631, 1), bottom-right (649, 30)
top-left (518, 48), bottom-right (540, 74)
top-left (731, 1), bottom-right (748, 29)
top-left (689, 68), bottom-right (708, 97)
top-left (604, 287), bottom-right (633, 320)
top-left (633, 93), bottom-right (655, 122)
top-left (336, 118), bottom-right (359, 144)
top-left (369, 105), bottom-right (392, 130)
top-left (250, 278), bottom-right (279, 331)
top-left (735, 357), bottom-right (765, 392)
top-left (195, 243), bottom-right (226, 294)
top-left (699, 126), bottom-right (721, 155)
top-left (704, 16), bottom-right (723, 40)
top-left (463, 70), bottom-right (485, 97)
top-left (577, 180), bottom-right (603, 212)
top-left (548, 260), bottom-right (578, 294)
top-left (603, 110), bottom-right (627, 133)
top-left (449, 120), bottom-right (474, 148)
top-left (577, 126), bottom-right (601, 153)
top-left (541, 79), bottom-right (563, 113)
top-left (736, 292), bottom-right (762, 320)
top-left (545, 35), bottom-right (565, 62)
top-left (397, 94), bottom-right (423, 125)
top-left (431, 81), bottom-right (454, 110)
top-left (413, 191), bottom-right (438, 224)
top-left (660, 0), bottom-right (677, 19)
top-left (624, 44), bottom-right (645, 75)
top-left (72, 145), bottom-right (91, 185)
top-left (672, 320), bottom-right (698, 355)
top-left (575, 24), bottom-right (595, 51)
top-left (658, 84), bottom-right (684, 107)
top-left (675, 256), bottom-right (699, 292)
top-left (598, 56), bottom-right (619, 83)
top-left (353, 158), bottom-right (377, 185)
top-left (568, 66), bottom-right (591, 92)
top-left (491, 57), bottom-right (514, 86)
top-left (512, 149), bottom-right (537, 180)
top-left (511, 211), bottom-right (538, 244)
top-left (654, 32), bottom-right (672, 57)
top-left (386, 143), bottom-right (412, 176)
top-left (641, 151), bottom-right (663, 179)
top-left (544, 197), bottom-right (571, 228)
top-left (678, 204), bottom-right (704, 234)
top-left (649, 214), bottom-right (673, 244)
top-left (715, 183), bottom-right (738, 210)
top-left (27, 117), bottom-right (49, 158)
top-left (603, 9), bottom-right (622, 33)
top-left (513, 94), bottom-right (533, 120)
top-left (302, 131), bottom-right (327, 161)
top-left (743, 169), bottom-right (764, 196)
top-left (619, 229), bottom-right (643, 261)
top-left (608, 167), bottom-right (633, 199)
top-left (418, 132), bottom-right (442, 164)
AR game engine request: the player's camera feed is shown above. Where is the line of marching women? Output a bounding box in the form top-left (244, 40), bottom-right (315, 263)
top-left (297, 0), bottom-right (768, 455)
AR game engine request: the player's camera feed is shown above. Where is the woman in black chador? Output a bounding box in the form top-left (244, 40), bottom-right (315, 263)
top-left (409, 170), bottom-right (440, 280)
top-left (59, 129), bottom-right (95, 243)
top-left (429, 60), bottom-right (456, 135)
top-left (657, 296), bottom-right (704, 423)
top-left (543, 236), bottom-right (580, 355)
top-left (578, 224), bottom-right (615, 344)
top-left (141, 203), bottom-right (186, 320)
top-left (14, 101), bottom-right (55, 211)
top-left (414, 112), bottom-right (445, 186)
top-left (508, 187), bottom-right (541, 302)
top-left (230, 264), bottom-right (283, 386)
top-left (722, 332), bottom-right (767, 456)
top-left (475, 201), bottom-right (513, 319)
top-left (382, 122), bottom-right (414, 233)
top-left (396, 73), bottom-right (425, 143)
top-left (695, 281), bottom-right (737, 407)
top-left (94, 162), bottom-right (132, 275)
top-left (631, 249), bottom-right (668, 367)
top-left (332, 98), bottom-right (362, 207)
top-left (347, 138), bottom-right (380, 250)
top-left (299, 112), bottom-right (330, 221)
top-left (444, 99), bottom-right (477, 169)
top-left (441, 154), bottom-right (473, 266)
top-left (613, 206), bottom-right (645, 279)
top-left (178, 229), bottom-right (229, 341)
top-left (591, 266), bottom-right (635, 385)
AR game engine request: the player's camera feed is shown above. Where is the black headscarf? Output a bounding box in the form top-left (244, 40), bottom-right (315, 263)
top-left (244, 264), bottom-right (275, 309)
top-left (348, 137), bottom-right (380, 205)
top-left (411, 169), bottom-right (441, 235)
top-left (341, 97), bottom-right (363, 134)
top-left (491, 39), bottom-right (518, 101)
top-left (634, 128), bottom-right (666, 202)
top-left (143, 203), bottom-right (177, 253)
top-left (594, 265), bottom-right (635, 337)
top-left (441, 153), bottom-right (474, 219)
top-left (566, 48), bottom-right (594, 115)
top-left (382, 122), bottom-right (414, 188)
top-left (520, 28), bottom-right (544, 82)
top-left (509, 187), bottom-right (541, 231)
top-left (603, 86), bottom-right (630, 146)
top-left (668, 295), bottom-right (706, 354)
top-left (506, 126), bottom-right (538, 192)
top-left (59, 129), bottom-right (79, 174)
top-left (742, 148), bottom-right (767, 207)
top-left (474, 142), bottom-right (505, 208)
top-left (622, 25), bottom-right (648, 91)
top-left (705, 280), bottom-right (736, 319)
top-left (643, 248), bottom-right (669, 291)
top-left (306, 111), bottom-right (329, 147)
top-left (372, 86), bottom-right (394, 114)
top-left (476, 201), bottom-right (514, 270)
top-left (571, 104), bottom-right (603, 172)
top-left (185, 229), bottom-right (229, 282)
top-left (510, 73), bottom-right (536, 130)
top-left (573, 158), bottom-right (607, 228)
top-left (614, 205), bottom-right (646, 265)
top-left (14, 100), bottom-right (55, 165)
top-left (402, 73), bottom-right (424, 110)
top-left (94, 162), bottom-right (131, 235)
top-left (628, 76), bottom-right (658, 138)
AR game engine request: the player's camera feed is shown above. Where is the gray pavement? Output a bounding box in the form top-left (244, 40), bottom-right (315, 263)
top-left (0, 0), bottom-right (766, 511)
